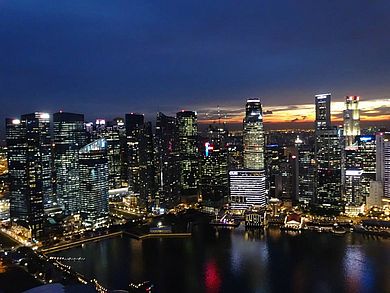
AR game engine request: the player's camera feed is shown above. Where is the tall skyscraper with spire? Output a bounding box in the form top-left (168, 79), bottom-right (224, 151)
top-left (343, 96), bottom-right (360, 146)
top-left (243, 98), bottom-right (265, 170)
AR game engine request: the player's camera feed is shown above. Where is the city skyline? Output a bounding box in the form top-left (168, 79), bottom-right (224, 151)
top-left (1, 0), bottom-right (390, 133)
top-left (1, 96), bottom-right (389, 138)
top-left (1, 1), bottom-right (390, 292)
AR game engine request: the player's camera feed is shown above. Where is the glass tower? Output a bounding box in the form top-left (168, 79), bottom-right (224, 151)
top-left (53, 112), bottom-right (85, 215)
top-left (79, 138), bottom-right (109, 228)
top-left (243, 98), bottom-right (265, 170)
top-left (175, 110), bottom-right (199, 201)
top-left (155, 112), bottom-right (177, 205)
top-left (314, 94), bottom-right (342, 204)
top-left (125, 113), bottom-right (144, 196)
top-left (6, 112), bottom-right (52, 239)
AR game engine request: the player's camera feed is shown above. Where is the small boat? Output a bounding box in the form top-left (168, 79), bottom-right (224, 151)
top-left (331, 224), bottom-right (347, 235)
top-left (280, 225), bottom-right (301, 231)
top-left (210, 215), bottom-right (240, 228)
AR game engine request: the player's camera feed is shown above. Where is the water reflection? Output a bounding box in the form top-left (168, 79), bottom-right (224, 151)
top-left (52, 227), bottom-right (390, 293)
top-left (204, 259), bottom-right (221, 293)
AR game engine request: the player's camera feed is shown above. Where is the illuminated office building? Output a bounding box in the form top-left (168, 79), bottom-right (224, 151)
top-left (97, 118), bottom-right (126, 190)
top-left (139, 121), bottom-right (157, 204)
top-left (229, 170), bottom-right (266, 210)
top-left (343, 96), bottom-right (360, 147)
top-left (6, 112), bottom-right (52, 239)
top-left (315, 94), bottom-right (331, 130)
top-left (344, 169), bottom-right (364, 204)
top-left (265, 144), bottom-right (283, 198)
top-left (155, 112), bottom-right (177, 204)
top-left (226, 134), bottom-right (243, 170)
top-left (175, 110), bottom-right (199, 201)
top-left (264, 145), bottom-right (298, 202)
top-left (79, 139), bottom-right (109, 228)
top-left (295, 137), bottom-right (315, 203)
top-left (344, 135), bottom-right (376, 204)
top-left (377, 133), bottom-right (390, 198)
top-left (243, 98), bottom-right (265, 170)
top-left (200, 142), bottom-right (228, 205)
top-left (125, 113), bottom-right (144, 195)
top-left (53, 112), bottom-right (85, 215)
top-left (357, 136), bottom-right (376, 200)
top-left (314, 94), bottom-right (342, 204)
top-left (6, 118), bottom-right (29, 224)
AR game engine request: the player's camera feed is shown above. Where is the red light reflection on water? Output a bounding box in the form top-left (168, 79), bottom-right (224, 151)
top-left (204, 260), bottom-right (221, 293)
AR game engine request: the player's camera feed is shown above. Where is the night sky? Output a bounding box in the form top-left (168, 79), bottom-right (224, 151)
top-left (1, 0), bottom-right (390, 133)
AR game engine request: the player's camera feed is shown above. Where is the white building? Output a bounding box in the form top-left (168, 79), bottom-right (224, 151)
top-left (229, 170), bottom-right (267, 211)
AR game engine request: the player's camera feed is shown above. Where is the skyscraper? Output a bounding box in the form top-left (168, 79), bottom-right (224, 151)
top-left (97, 118), bottom-right (126, 190)
top-left (314, 94), bottom-right (342, 205)
top-left (295, 136), bottom-right (315, 203)
top-left (125, 113), bottom-right (144, 196)
top-left (343, 96), bottom-right (360, 147)
top-left (243, 98), bottom-right (264, 170)
top-left (343, 135), bottom-right (376, 205)
top-left (315, 94), bottom-right (331, 130)
top-left (264, 144), bottom-right (283, 198)
top-left (155, 112), bottom-right (177, 205)
top-left (200, 126), bottom-right (228, 206)
top-left (79, 139), bottom-right (109, 228)
top-left (139, 121), bottom-right (157, 205)
top-left (23, 113), bottom-right (53, 207)
top-left (6, 118), bottom-right (28, 223)
top-left (229, 170), bottom-right (267, 210)
top-left (6, 112), bottom-right (52, 239)
top-left (175, 110), bottom-right (199, 202)
top-left (344, 169), bottom-right (364, 204)
top-left (53, 112), bottom-right (85, 215)
top-left (377, 133), bottom-right (390, 198)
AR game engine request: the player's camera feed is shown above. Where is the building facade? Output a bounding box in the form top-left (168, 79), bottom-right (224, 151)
top-left (6, 112), bottom-right (52, 239)
top-left (53, 112), bottom-right (85, 215)
top-left (175, 111), bottom-right (199, 202)
top-left (155, 112), bottom-right (177, 206)
top-left (343, 96), bottom-right (360, 147)
top-left (243, 98), bottom-right (265, 170)
top-left (229, 170), bottom-right (267, 210)
top-left (79, 139), bottom-right (109, 228)
top-left (314, 94), bottom-right (342, 204)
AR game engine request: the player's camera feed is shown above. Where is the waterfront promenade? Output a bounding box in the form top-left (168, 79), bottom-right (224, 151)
top-left (41, 230), bottom-right (192, 254)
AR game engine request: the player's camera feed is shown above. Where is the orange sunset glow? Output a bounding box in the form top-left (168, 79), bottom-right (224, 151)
top-left (198, 98), bottom-right (390, 127)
